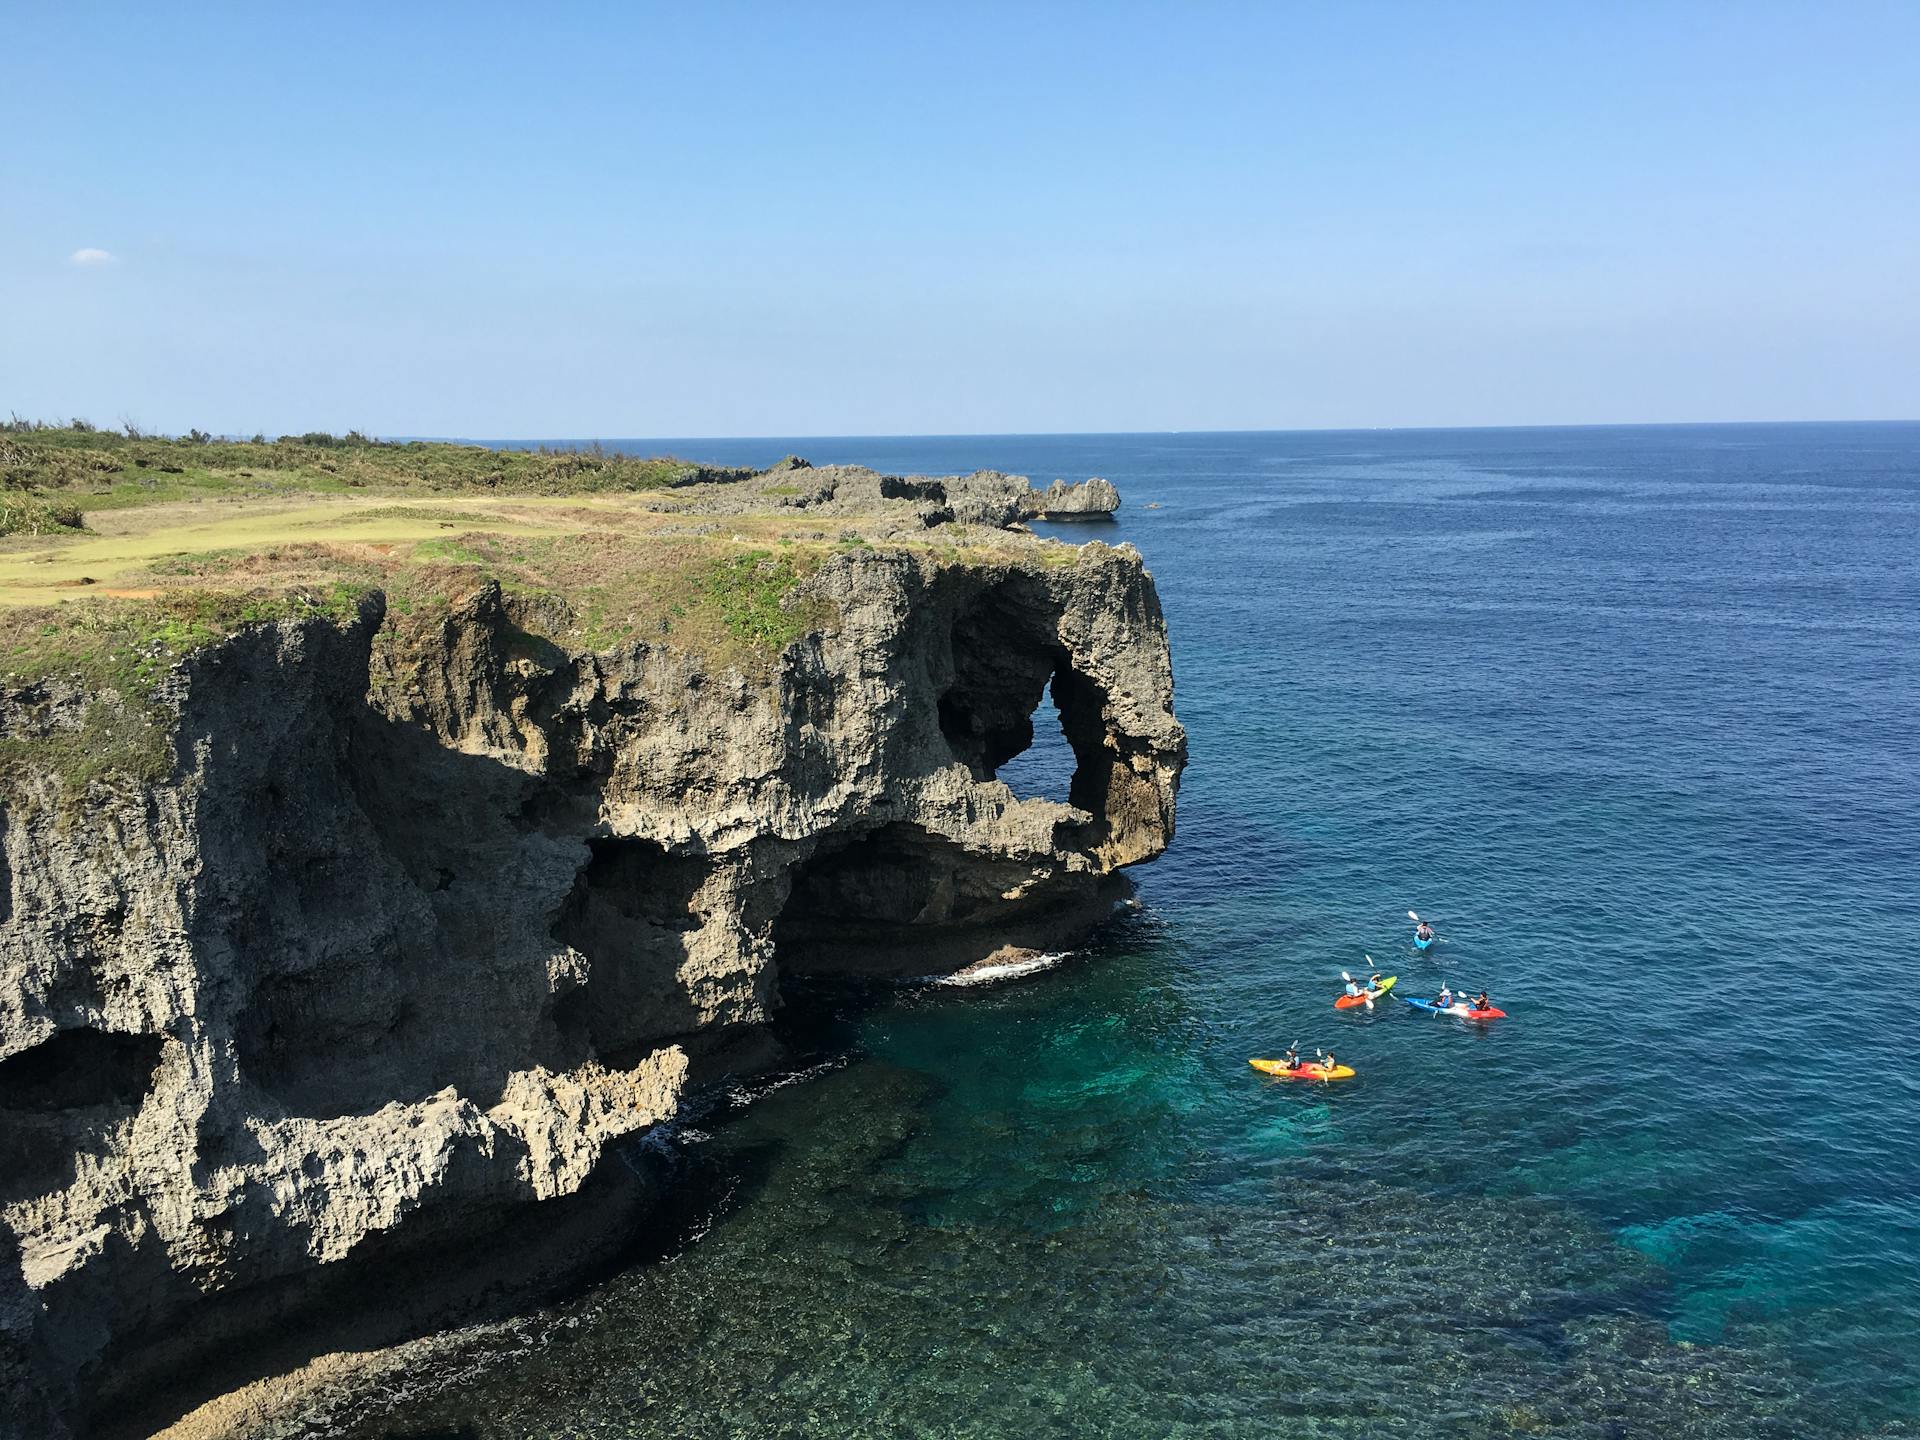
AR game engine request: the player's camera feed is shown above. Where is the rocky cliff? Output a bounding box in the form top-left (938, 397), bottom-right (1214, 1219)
top-left (0, 485), bottom-right (1183, 1437)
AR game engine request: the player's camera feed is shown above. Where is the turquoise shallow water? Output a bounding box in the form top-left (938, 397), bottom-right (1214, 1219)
top-left (333, 424), bottom-right (1920, 1438)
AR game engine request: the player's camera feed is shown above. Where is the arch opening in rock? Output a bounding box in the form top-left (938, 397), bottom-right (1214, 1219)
top-left (550, 837), bottom-right (715, 1062)
top-left (993, 683), bottom-right (1078, 805)
top-left (937, 590), bottom-right (1117, 830)
top-left (772, 822), bottom-right (1117, 978)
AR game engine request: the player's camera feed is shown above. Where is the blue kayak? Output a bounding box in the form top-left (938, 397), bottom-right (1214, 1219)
top-left (1405, 996), bottom-right (1507, 1020)
top-left (1413, 932), bottom-right (1433, 950)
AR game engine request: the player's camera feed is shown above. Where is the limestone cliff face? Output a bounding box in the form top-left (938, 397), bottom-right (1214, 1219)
top-left (0, 535), bottom-right (1181, 1436)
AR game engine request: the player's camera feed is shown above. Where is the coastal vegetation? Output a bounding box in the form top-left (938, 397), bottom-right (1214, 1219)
top-left (0, 584), bottom-right (374, 794)
top-left (0, 530), bottom-right (831, 794)
top-left (0, 419), bottom-right (722, 524)
top-left (0, 421), bottom-right (1101, 796)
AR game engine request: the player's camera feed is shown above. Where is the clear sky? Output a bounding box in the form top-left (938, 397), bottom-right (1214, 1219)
top-left (3, 2), bottom-right (1916, 438)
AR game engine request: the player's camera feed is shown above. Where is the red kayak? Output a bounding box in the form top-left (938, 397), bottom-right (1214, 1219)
top-left (1405, 996), bottom-right (1507, 1021)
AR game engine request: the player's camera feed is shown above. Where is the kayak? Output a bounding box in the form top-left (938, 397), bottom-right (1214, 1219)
top-left (1404, 997), bottom-right (1506, 1021)
top-left (1250, 1058), bottom-right (1356, 1081)
top-left (1334, 975), bottom-right (1398, 1009)
top-left (1413, 933), bottom-right (1434, 950)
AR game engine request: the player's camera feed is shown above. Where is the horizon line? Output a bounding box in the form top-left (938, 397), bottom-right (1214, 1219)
top-left (434, 416), bottom-right (1920, 447)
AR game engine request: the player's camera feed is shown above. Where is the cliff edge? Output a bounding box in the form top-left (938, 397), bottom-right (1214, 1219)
top-left (0, 435), bottom-right (1183, 1437)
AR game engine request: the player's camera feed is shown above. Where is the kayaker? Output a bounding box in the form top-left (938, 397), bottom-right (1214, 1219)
top-left (1282, 1044), bottom-right (1302, 1071)
top-left (1416, 921), bottom-right (1434, 942)
top-left (1473, 991), bottom-right (1491, 1012)
top-left (1344, 977), bottom-right (1364, 997)
top-left (1368, 971), bottom-right (1383, 990)
top-left (1437, 984), bottom-right (1455, 1009)
top-left (1319, 1050), bottom-right (1339, 1075)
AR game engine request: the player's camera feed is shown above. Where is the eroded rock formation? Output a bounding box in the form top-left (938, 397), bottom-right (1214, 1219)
top-left (0, 527), bottom-right (1182, 1436)
top-left (1029, 476), bottom-right (1121, 520)
top-left (667, 461), bottom-right (1120, 530)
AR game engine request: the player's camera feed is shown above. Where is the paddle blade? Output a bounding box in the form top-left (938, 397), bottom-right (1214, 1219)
top-left (1407, 910), bottom-right (1420, 922)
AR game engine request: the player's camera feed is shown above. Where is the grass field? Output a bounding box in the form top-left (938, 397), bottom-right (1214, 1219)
top-left (0, 494), bottom-right (681, 604)
top-left (0, 421), bottom-right (724, 530)
top-left (0, 424), bottom-right (1095, 794)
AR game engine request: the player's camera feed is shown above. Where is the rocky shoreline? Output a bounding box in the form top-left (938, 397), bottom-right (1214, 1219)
top-left (0, 457), bottom-right (1182, 1437)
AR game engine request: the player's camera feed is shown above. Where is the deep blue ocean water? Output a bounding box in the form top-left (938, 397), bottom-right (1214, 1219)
top-left (337, 424), bottom-right (1920, 1439)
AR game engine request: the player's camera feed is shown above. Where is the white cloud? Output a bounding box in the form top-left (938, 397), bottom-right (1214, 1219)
top-left (69, 248), bottom-right (116, 267)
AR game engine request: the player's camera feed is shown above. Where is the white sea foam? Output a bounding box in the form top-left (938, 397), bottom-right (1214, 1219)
top-left (719, 1054), bottom-right (850, 1107)
top-left (922, 950), bottom-right (1072, 987)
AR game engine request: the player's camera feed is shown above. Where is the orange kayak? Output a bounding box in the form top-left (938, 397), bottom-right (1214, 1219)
top-left (1250, 1058), bottom-right (1355, 1080)
top-left (1334, 975), bottom-right (1397, 1009)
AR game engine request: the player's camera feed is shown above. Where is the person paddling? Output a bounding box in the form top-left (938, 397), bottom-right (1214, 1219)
top-left (1416, 920), bottom-right (1435, 943)
top-left (1282, 1044), bottom-right (1302, 1072)
top-left (1437, 983), bottom-right (1455, 1010)
top-left (1319, 1050), bottom-right (1339, 1075)
top-left (1473, 991), bottom-right (1491, 1013)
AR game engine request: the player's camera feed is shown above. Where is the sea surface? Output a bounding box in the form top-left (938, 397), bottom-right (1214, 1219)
top-left (326, 424), bottom-right (1920, 1439)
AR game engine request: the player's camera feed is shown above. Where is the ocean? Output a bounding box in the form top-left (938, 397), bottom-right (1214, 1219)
top-left (320, 423), bottom-right (1920, 1438)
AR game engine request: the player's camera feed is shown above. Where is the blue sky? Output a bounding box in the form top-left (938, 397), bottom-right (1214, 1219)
top-left (3, 2), bottom-right (1916, 437)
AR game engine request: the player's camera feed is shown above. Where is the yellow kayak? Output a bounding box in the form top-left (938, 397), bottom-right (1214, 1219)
top-left (1249, 1058), bottom-right (1355, 1081)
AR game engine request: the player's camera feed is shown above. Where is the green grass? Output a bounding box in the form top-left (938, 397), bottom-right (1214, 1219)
top-left (412, 537), bottom-right (491, 566)
top-left (0, 696), bottom-right (171, 799)
top-left (0, 424), bottom-right (740, 505)
top-left (386, 531), bottom-right (834, 668)
top-left (297, 505), bottom-right (504, 528)
top-left (697, 549), bottom-right (822, 651)
top-left (0, 584), bottom-right (372, 797)
top-left (0, 494), bottom-right (85, 537)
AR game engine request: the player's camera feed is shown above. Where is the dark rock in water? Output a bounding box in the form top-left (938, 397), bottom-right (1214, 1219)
top-left (0, 505), bottom-right (1183, 1434)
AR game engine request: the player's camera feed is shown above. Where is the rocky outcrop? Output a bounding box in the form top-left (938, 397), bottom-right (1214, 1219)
top-left (666, 462), bottom-right (1119, 531)
top-left (0, 526), bottom-right (1182, 1435)
top-left (1027, 477), bottom-right (1120, 520)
